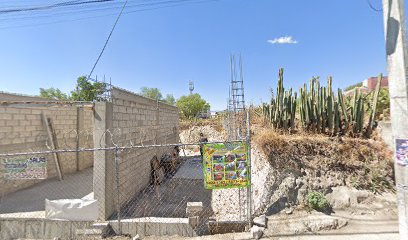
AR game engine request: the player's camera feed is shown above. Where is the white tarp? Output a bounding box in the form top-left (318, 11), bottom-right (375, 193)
top-left (45, 197), bottom-right (98, 221)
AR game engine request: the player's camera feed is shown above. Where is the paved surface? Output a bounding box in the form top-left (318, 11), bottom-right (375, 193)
top-left (140, 232), bottom-right (399, 240)
top-left (0, 167), bottom-right (93, 218)
top-left (173, 157), bottom-right (204, 180)
top-left (118, 157), bottom-right (213, 235)
top-left (265, 233), bottom-right (399, 240)
top-left (120, 157), bottom-right (211, 219)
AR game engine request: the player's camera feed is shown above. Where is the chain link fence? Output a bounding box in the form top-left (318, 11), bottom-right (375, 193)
top-left (0, 128), bottom-right (252, 239)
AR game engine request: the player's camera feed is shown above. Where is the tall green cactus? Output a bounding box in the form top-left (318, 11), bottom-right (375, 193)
top-left (263, 69), bottom-right (382, 137)
top-left (298, 76), bottom-right (365, 135)
top-left (366, 74), bottom-right (383, 136)
top-left (262, 68), bottom-right (297, 131)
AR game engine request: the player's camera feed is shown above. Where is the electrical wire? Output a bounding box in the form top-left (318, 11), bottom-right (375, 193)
top-left (0, 0), bottom-right (219, 30)
top-left (366, 0), bottom-right (382, 12)
top-left (0, 0), bottom-right (114, 14)
top-left (0, 0), bottom-right (207, 22)
top-left (87, 0), bottom-right (128, 80)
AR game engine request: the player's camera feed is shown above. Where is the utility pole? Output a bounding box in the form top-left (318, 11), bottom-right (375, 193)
top-left (382, 0), bottom-right (408, 239)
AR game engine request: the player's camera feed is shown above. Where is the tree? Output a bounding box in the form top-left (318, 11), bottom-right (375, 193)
top-left (140, 87), bottom-right (162, 101)
top-left (70, 76), bottom-right (107, 101)
top-left (164, 94), bottom-right (175, 105)
top-left (39, 87), bottom-right (69, 100)
top-left (176, 94), bottom-right (210, 119)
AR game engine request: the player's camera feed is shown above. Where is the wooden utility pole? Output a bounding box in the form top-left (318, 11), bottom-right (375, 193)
top-left (382, 0), bottom-right (408, 239)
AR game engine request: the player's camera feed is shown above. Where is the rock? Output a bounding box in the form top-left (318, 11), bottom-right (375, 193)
top-left (285, 208), bottom-right (294, 215)
top-left (297, 188), bottom-right (307, 204)
top-left (306, 217), bottom-right (348, 232)
top-left (132, 234), bottom-right (140, 240)
top-left (267, 214), bottom-right (348, 235)
top-left (326, 187), bottom-right (351, 209)
top-left (253, 214), bottom-right (267, 227)
top-left (295, 178), bottom-right (303, 187)
top-left (250, 225), bottom-right (265, 239)
top-left (326, 186), bottom-right (372, 209)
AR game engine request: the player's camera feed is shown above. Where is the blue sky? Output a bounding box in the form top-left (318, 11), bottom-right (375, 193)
top-left (0, 0), bottom-right (393, 110)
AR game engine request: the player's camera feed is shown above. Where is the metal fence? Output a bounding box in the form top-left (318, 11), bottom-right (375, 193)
top-left (0, 128), bottom-right (252, 239)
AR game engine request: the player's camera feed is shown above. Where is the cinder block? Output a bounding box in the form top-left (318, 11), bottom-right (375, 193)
top-left (1, 220), bottom-right (25, 239)
top-left (25, 220), bottom-right (44, 239)
top-left (186, 202), bottom-right (203, 217)
top-left (188, 216), bottom-right (200, 228)
top-left (13, 114), bottom-right (25, 120)
top-left (0, 114), bottom-right (12, 120)
top-left (43, 220), bottom-right (72, 239)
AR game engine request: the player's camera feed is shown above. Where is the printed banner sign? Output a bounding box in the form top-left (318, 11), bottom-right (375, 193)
top-left (3, 157), bottom-right (47, 179)
top-left (396, 138), bottom-right (408, 167)
top-left (203, 142), bottom-right (250, 189)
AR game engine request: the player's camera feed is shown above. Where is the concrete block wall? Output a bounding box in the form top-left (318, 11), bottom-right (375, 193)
top-left (0, 104), bottom-right (94, 196)
top-left (94, 88), bottom-right (179, 220)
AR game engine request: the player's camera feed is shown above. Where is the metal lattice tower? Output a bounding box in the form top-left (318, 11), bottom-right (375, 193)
top-left (227, 54), bottom-right (246, 140)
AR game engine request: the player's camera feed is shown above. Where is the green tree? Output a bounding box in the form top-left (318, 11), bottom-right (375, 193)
top-left (140, 87), bottom-right (162, 101)
top-left (70, 76), bottom-right (107, 101)
top-left (164, 94), bottom-right (176, 105)
top-left (365, 88), bottom-right (390, 117)
top-left (176, 94), bottom-right (210, 119)
top-left (39, 87), bottom-right (69, 100)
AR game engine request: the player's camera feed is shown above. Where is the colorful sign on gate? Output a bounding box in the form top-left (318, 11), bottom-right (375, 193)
top-left (3, 157), bottom-right (47, 179)
top-left (202, 142), bottom-right (250, 189)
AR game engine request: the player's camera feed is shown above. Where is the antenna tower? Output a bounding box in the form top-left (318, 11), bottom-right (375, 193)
top-left (228, 54), bottom-right (246, 139)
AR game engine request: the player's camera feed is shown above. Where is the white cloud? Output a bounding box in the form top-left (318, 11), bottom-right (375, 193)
top-left (267, 36), bottom-right (298, 44)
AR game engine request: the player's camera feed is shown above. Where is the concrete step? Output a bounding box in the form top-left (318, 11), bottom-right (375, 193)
top-left (264, 212), bottom-right (399, 237)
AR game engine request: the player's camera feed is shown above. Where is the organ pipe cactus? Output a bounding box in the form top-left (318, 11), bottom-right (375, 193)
top-left (263, 69), bottom-right (381, 137)
top-left (262, 68), bottom-right (297, 131)
top-left (298, 76), bottom-right (365, 135)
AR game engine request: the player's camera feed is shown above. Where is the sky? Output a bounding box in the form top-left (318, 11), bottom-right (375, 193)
top-left (0, 0), bottom-right (396, 110)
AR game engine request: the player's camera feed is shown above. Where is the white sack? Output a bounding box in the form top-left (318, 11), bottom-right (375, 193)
top-left (45, 198), bottom-right (98, 221)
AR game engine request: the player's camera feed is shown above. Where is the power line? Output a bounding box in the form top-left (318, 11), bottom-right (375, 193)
top-left (0, 0), bottom-right (193, 22)
top-left (0, 0), bottom-right (219, 30)
top-left (87, 0), bottom-right (128, 80)
top-left (0, 0), bottom-right (114, 14)
top-left (366, 0), bottom-right (382, 12)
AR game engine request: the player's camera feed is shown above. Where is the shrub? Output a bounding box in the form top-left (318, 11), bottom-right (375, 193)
top-left (307, 191), bottom-right (329, 211)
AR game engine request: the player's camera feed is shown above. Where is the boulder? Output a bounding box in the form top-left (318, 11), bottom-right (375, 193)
top-left (326, 186), bottom-right (371, 209)
top-left (253, 214), bottom-right (267, 227)
top-left (250, 225), bottom-right (265, 239)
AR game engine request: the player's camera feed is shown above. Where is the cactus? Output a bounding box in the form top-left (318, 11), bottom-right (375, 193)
top-left (366, 74), bottom-right (383, 137)
top-left (262, 68), bottom-right (297, 131)
top-left (263, 69), bottom-right (383, 137)
top-left (298, 75), bottom-right (367, 135)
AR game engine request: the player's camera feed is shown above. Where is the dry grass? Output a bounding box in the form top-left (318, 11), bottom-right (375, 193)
top-left (179, 118), bottom-right (224, 132)
top-left (253, 126), bottom-right (394, 193)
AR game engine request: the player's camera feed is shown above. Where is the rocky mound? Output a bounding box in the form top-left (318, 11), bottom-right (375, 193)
top-left (251, 128), bottom-right (395, 216)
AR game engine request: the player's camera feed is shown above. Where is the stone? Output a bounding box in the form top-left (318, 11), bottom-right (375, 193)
top-left (132, 234), bottom-right (140, 240)
top-left (326, 186), bottom-right (371, 209)
top-left (250, 225), bottom-right (264, 239)
top-left (253, 214), bottom-right (267, 227)
top-left (285, 208), bottom-right (294, 215)
top-left (326, 186), bottom-right (351, 209)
